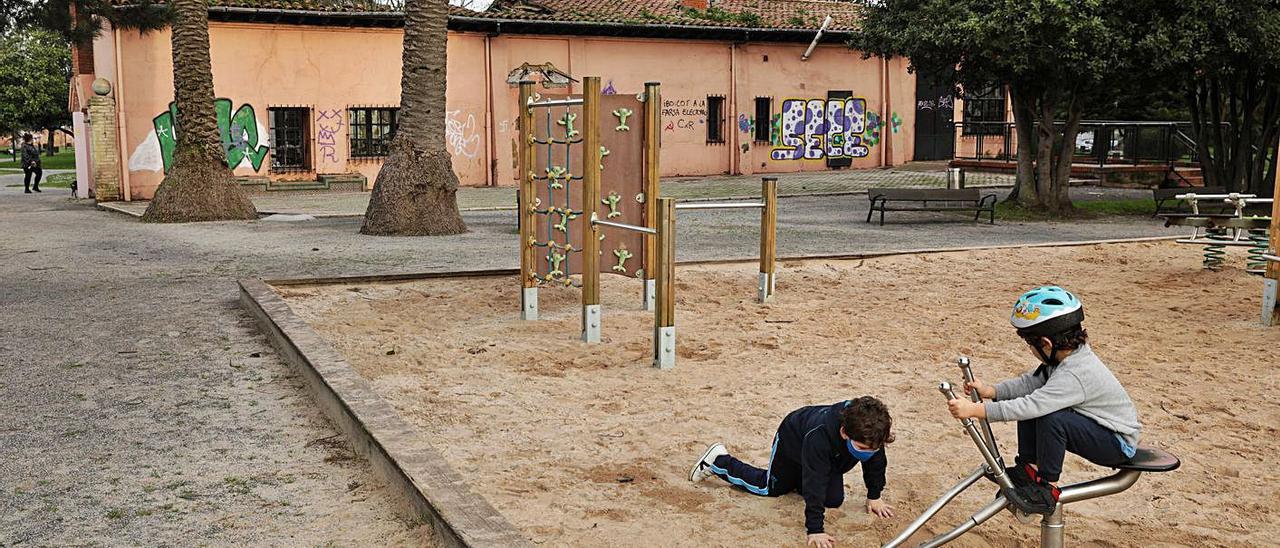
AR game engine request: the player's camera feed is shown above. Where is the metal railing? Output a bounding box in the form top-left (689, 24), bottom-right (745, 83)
top-left (952, 120), bottom-right (1211, 167)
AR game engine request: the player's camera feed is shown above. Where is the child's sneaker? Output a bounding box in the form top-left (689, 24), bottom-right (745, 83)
top-left (689, 443), bottom-right (728, 482)
top-left (1004, 462), bottom-right (1038, 488)
top-left (1006, 479), bottom-right (1060, 515)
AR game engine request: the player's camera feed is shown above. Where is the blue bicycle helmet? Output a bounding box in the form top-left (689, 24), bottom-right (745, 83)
top-left (1011, 286), bottom-right (1085, 337)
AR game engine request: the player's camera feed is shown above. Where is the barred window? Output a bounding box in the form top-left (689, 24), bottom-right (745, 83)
top-left (269, 107), bottom-right (310, 171)
top-left (349, 107), bottom-right (399, 158)
top-left (753, 97), bottom-right (772, 143)
top-left (962, 86), bottom-right (1006, 136)
top-left (707, 96), bottom-right (726, 144)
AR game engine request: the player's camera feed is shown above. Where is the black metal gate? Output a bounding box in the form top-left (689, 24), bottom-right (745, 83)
top-left (826, 90), bottom-right (853, 168)
top-left (913, 73), bottom-right (955, 161)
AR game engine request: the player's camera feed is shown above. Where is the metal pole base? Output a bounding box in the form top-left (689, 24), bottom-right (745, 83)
top-left (1263, 278), bottom-right (1277, 326)
top-left (757, 272), bottom-right (774, 303)
top-left (1040, 505), bottom-right (1065, 548)
top-left (582, 304), bottom-right (602, 343)
top-left (654, 326), bottom-right (675, 369)
top-left (521, 287), bottom-right (538, 321)
top-left (643, 279), bottom-right (656, 311)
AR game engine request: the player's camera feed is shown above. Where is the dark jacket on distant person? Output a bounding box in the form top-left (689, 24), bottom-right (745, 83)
top-left (21, 143), bottom-right (41, 170)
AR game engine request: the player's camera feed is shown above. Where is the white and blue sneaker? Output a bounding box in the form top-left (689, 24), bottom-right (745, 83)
top-left (689, 443), bottom-right (728, 482)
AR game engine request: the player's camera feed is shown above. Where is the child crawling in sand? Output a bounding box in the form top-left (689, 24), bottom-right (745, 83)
top-left (947, 286), bottom-right (1142, 515)
top-left (689, 396), bottom-right (896, 548)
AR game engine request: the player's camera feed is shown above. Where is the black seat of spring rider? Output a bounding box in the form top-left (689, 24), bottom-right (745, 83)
top-left (1112, 446), bottom-right (1180, 472)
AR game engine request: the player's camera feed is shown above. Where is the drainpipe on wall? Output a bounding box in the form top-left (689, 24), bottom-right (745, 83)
top-left (112, 26), bottom-right (131, 201)
top-left (729, 42), bottom-right (738, 175)
top-left (880, 56), bottom-right (889, 168)
top-left (800, 15), bottom-right (832, 61)
top-left (484, 32), bottom-right (497, 186)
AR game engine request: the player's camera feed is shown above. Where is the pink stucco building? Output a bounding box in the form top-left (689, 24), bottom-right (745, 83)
top-left (73, 0), bottom-right (952, 201)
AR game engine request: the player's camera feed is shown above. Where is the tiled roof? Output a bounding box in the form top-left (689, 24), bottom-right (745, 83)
top-left (118, 0), bottom-right (862, 32)
top-left (473, 0), bottom-right (862, 31)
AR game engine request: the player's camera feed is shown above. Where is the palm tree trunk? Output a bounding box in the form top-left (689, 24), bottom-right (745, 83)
top-left (361, 0), bottom-right (467, 236)
top-left (141, 0), bottom-right (256, 222)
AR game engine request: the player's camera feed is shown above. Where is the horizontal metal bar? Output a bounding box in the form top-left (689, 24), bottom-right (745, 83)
top-left (1175, 239), bottom-right (1255, 246)
top-left (1175, 193), bottom-right (1257, 200)
top-left (528, 99), bottom-right (584, 108)
top-left (592, 218), bottom-right (657, 235)
top-left (675, 202), bottom-right (766, 210)
top-left (1264, 254), bottom-right (1280, 262)
top-left (1058, 470), bottom-right (1142, 505)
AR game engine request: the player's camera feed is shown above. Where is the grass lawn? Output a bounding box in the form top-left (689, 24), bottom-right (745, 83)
top-left (994, 198), bottom-right (1155, 221)
top-left (0, 148), bottom-right (77, 170)
top-left (5, 172), bottom-right (75, 189)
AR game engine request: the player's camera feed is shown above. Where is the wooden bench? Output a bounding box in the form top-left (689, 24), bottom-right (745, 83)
top-left (867, 188), bottom-right (996, 226)
top-left (1153, 186), bottom-right (1228, 218)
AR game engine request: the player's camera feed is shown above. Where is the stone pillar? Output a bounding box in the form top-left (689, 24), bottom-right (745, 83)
top-left (72, 111), bottom-right (91, 199)
top-left (88, 78), bottom-right (121, 202)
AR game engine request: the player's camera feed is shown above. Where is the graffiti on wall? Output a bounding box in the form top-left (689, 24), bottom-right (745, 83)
top-left (737, 114), bottom-right (753, 134)
top-left (771, 97), bottom-right (872, 161)
top-left (445, 110), bottom-right (481, 159)
top-left (661, 98), bottom-right (707, 132)
top-left (316, 109), bottom-right (343, 164)
top-left (129, 98), bottom-right (269, 173)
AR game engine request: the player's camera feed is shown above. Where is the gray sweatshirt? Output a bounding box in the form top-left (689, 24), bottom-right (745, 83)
top-left (985, 344), bottom-right (1141, 447)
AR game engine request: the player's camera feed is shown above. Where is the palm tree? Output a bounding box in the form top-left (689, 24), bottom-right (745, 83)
top-left (360, 0), bottom-right (466, 236)
top-left (140, 0), bottom-right (255, 222)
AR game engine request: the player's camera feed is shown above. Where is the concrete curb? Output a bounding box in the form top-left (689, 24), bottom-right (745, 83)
top-left (259, 235), bottom-right (1180, 286)
top-left (96, 201), bottom-right (144, 218)
top-left (238, 279), bottom-right (531, 548)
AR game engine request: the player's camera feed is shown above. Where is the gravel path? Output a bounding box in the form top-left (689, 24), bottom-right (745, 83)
top-left (0, 178), bottom-right (1173, 545)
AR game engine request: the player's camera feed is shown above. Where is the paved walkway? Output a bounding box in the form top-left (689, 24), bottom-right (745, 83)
top-left (0, 174), bottom-right (1174, 545)
top-left (101, 164), bottom-right (1015, 217)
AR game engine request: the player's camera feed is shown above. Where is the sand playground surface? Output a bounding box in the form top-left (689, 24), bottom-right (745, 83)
top-left (281, 241), bottom-right (1278, 547)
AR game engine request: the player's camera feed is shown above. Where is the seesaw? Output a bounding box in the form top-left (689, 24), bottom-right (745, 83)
top-left (883, 357), bottom-right (1180, 548)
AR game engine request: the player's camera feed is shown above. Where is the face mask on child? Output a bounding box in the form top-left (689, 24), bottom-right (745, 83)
top-left (846, 439), bottom-right (877, 462)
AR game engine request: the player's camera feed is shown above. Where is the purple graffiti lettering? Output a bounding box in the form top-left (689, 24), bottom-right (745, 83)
top-left (316, 109), bottom-right (343, 164)
top-left (770, 99), bottom-right (806, 160)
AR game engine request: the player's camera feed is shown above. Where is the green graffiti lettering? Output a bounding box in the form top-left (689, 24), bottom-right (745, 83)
top-left (152, 98), bottom-right (269, 173)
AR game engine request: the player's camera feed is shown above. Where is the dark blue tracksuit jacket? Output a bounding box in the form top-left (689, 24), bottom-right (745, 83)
top-left (777, 401), bottom-right (888, 534)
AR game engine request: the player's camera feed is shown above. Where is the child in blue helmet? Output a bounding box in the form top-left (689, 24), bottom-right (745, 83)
top-left (946, 286), bottom-right (1141, 515)
top-left (689, 397), bottom-right (896, 548)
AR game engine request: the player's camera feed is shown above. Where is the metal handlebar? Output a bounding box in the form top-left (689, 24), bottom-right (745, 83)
top-left (957, 356), bottom-right (1004, 469)
top-left (940, 381), bottom-right (1014, 491)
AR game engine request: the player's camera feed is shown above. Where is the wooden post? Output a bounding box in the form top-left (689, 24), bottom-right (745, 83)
top-left (654, 197), bottom-right (676, 369)
top-left (758, 177), bottom-right (778, 303)
top-left (643, 81), bottom-right (662, 311)
top-left (1263, 156), bottom-right (1280, 326)
top-left (581, 76), bottom-right (603, 342)
top-left (518, 81), bottom-right (538, 320)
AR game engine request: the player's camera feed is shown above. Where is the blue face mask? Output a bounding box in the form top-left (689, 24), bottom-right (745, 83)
top-left (846, 439), bottom-right (877, 462)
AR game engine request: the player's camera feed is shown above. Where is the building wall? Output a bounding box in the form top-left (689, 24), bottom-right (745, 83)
top-left (102, 22), bottom-right (916, 200)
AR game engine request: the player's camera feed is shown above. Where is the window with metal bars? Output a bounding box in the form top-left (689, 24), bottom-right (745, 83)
top-left (753, 97), bottom-right (772, 143)
top-left (269, 107), bottom-right (310, 171)
top-left (707, 96), bottom-right (726, 144)
top-left (349, 107), bottom-right (399, 158)
top-left (962, 86), bottom-right (1006, 135)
